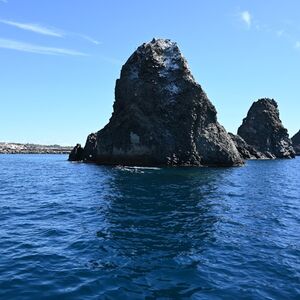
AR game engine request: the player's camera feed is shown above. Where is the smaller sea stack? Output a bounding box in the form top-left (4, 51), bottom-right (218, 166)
top-left (69, 144), bottom-right (84, 161)
top-left (237, 98), bottom-right (295, 159)
top-left (291, 130), bottom-right (300, 155)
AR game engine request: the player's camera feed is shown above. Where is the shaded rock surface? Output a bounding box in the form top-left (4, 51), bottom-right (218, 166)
top-left (291, 130), bottom-right (300, 155)
top-left (83, 133), bottom-right (97, 160)
top-left (228, 133), bottom-right (268, 159)
top-left (82, 38), bottom-right (243, 167)
top-left (68, 144), bottom-right (84, 161)
top-left (237, 98), bottom-right (295, 159)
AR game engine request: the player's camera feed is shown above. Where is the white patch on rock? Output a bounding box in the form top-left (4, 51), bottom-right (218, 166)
top-left (165, 82), bottom-right (180, 94)
top-left (146, 38), bottom-right (176, 51)
top-left (130, 132), bottom-right (140, 144)
top-left (164, 56), bottom-right (180, 70)
top-left (145, 39), bottom-right (181, 77)
top-left (159, 57), bottom-right (180, 77)
top-left (137, 38), bottom-right (196, 82)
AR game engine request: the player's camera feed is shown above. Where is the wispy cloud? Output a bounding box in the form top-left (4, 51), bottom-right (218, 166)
top-left (0, 19), bottom-right (64, 37)
top-left (0, 38), bottom-right (87, 56)
top-left (0, 0), bottom-right (8, 3)
top-left (79, 34), bottom-right (101, 45)
top-left (235, 10), bottom-right (300, 52)
top-left (240, 11), bottom-right (252, 28)
top-left (0, 18), bottom-right (100, 45)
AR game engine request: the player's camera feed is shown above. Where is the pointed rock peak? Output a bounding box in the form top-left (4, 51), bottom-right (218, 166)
top-left (252, 98), bottom-right (278, 107)
top-left (123, 38), bottom-right (194, 82)
top-left (238, 98), bottom-right (295, 158)
top-left (242, 98), bottom-right (280, 123)
top-left (138, 38), bottom-right (180, 56)
top-left (247, 98), bottom-right (279, 116)
top-left (146, 38), bottom-right (178, 49)
top-left (81, 39), bottom-right (243, 167)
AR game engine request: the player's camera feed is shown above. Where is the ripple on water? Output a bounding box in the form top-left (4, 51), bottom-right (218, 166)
top-left (0, 155), bottom-right (299, 299)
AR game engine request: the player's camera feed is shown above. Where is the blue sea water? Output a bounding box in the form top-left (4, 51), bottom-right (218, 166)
top-left (0, 154), bottom-right (299, 300)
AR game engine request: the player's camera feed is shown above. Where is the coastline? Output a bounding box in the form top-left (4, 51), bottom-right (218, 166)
top-left (0, 142), bottom-right (72, 154)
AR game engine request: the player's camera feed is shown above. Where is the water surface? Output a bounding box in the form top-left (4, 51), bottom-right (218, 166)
top-left (0, 155), bottom-right (299, 299)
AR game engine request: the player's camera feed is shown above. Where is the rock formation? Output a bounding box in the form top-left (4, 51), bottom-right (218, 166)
top-left (237, 98), bottom-right (295, 159)
top-left (228, 133), bottom-right (266, 159)
top-left (78, 38), bottom-right (243, 166)
top-left (83, 133), bottom-right (97, 160)
top-left (68, 144), bottom-right (84, 161)
top-left (291, 130), bottom-right (300, 155)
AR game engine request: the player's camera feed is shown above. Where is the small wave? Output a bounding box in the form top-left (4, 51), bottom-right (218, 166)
top-left (115, 165), bottom-right (161, 173)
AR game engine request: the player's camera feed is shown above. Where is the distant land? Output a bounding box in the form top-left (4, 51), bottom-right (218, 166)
top-left (0, 142), bottom-right (72, 154)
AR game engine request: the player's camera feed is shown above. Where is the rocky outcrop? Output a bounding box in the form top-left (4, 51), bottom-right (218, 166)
top-left (83, 133), bottom-right (97, 160)
top-left (82, 38), bottom-right (243, 167)
top-left (291, 130), bottom-right (300, 155)
top-left (228, 133), bottom-right (267, 159)
top-left (237, 98), bottom-right (295, 159)
top-left (68, 144), bottom-right (84, 161)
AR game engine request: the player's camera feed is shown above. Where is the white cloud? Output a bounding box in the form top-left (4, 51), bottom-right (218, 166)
top-left (295, 41), bottom-right (300, 49)
top-left (0, 19), bottom-right (64, 37)
top-left (0, 38), bottom-right (87, 56)
top-left (240, 11), bottom-right (252, 28)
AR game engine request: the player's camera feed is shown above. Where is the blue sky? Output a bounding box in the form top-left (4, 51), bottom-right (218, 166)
top-left (0, 0), bottom-right (299, 145)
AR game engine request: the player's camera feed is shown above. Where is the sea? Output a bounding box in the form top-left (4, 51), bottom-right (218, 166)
top-left (0, 154), bottom-right (299, 299)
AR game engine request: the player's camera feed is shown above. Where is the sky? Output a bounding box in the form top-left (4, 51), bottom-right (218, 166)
top-left (0, 0), bottom-right (299, 145)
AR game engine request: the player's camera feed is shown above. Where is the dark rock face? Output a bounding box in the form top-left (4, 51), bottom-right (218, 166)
top-left (291, 130), bottom-right (300, 155)
top-left (229, 133), bottom-right (267, 159)
top-left (83, 38), bottom-right (243, 167)
top-left (237, 98), bottom-right (295, 159)
top-left (83, 133), bottom-right (97, 160)
top-left (68, 144), bottom-right (84, 161)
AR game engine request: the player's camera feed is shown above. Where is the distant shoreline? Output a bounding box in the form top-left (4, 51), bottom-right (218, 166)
top-left (0, 142), bottom-right (72, 154)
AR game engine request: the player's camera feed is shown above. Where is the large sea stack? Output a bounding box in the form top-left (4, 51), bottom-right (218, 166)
top-left (237, 98), bottom-right (295, 159)
top-left (71, 38), bottom-right (243, 166)
top-left (291, 130), bottom-right (300, 155)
